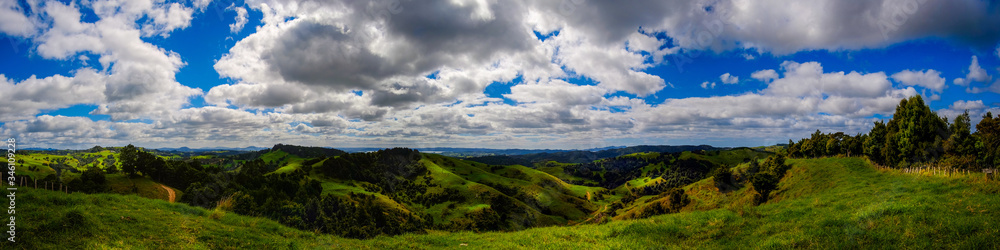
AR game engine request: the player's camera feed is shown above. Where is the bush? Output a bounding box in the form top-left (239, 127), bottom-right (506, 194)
top-left (713, 166), bottom-right (733, 190)
top-left (209, 209), bottom-right (225, 220)
top-left (749, 155), bottom-right (789, 204)
top-left (78, 166), bottom-right (108, 194)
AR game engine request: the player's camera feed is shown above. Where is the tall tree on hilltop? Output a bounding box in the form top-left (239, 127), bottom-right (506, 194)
top-left (120, 144), bottom-right (139, 178)
top-left (883, 96), bottom-right (948, 166)
top-left (976, 112), bottom-right (1000, 168)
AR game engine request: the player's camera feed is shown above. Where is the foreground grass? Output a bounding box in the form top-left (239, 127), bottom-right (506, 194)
top-left (6, 157), bottom-right (1000, 249)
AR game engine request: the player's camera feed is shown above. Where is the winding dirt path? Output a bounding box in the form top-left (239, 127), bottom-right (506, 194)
top-left (160, 184), bottom-right (176, 203)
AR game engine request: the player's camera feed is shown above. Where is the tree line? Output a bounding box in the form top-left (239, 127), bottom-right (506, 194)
top-left (787, 95), bottom-right (999, 169)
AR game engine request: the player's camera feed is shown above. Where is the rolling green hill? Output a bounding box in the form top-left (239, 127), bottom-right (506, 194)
top-left (8, 157), bottom-right (997, 249)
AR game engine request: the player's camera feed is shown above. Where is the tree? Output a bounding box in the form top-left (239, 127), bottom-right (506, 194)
top-left (120, 144), bottom-right (139, 178)
top-left (104, 158), bottom-right (119, 174)
top-left (787, 139), bottom-right (800, 158)
top-left (79, 166), bottom-right (108, 193)
top-left (800, 139), bottom-right (815, 158)
top-left (845, 133), bottom-right (865, 157)
top-left (135, 151), bottom-right (163, 178)
top-left (826, 132), bottom-right (845, 156)
top-left (885, 96), bottom-right (948, 164)
top-left (713, 166), bottom-right (733, 190)
top-left (749, 154), bottom-right (789, 204)
top-left (948, 111), bottom-right (973, 151)
top-left (976, 112), bottom-right (1000, 167)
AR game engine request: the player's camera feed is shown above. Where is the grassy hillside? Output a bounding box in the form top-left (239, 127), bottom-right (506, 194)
top-left (10, 157), bottom-right (997, 248)
top-left (419, 154), bottom-right (607, 225)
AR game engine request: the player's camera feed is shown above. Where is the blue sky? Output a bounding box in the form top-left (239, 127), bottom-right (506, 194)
top-left (1, 0), bottom-right (999, 149)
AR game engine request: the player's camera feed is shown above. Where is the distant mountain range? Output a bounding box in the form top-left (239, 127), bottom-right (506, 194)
top-left (465, 145), bottom-right (726, 166)
top-left (154, 146), bottom-right (272, 152)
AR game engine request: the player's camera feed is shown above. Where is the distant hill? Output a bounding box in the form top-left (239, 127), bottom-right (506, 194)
top-left (270, 144), bottom-right (347, 158)
top-left (155, 146), bottom-right (270, 152)
top-left (338, 147), bottom-right (575, 156)
top-left (467, 145), bottom-right (724, 165)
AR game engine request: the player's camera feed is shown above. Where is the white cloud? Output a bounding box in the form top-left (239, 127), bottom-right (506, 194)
top-left (142, 2), bottom-right (195, 37)
top-left (700, 81), bottom-right (716, 89)
top-left (0, 70), bottom-right (106, 121)
top-left (950, 100), bottom-right (986, 111)
top-left (954, 55), bottom-right (991, 86)
top-left (764, 61), bottom-right (891, 98)
top-left (4, 0), bottom-right (997, 149)
top-left (192, 0), bottom-right (213, 10)
top-left (227, 4), bottom-right (248, 33)
top-left (0, 0), bottom-right (37, 37)
top-left (680, 0), bottom-right (1000, 54)
top-left (751, 69), bottom-right (779, 82)
top-left (938, 100), bottom-right (1000, 129)
top-left (552, 30), bottom-right (666, 96)
top-left (17, 0), bottom-right (203, 120)
top-left (891, 69), bottom-right (946, 91)
top-left (967, 80), bottom-right (1000, 94)
top-left (506, 80), bottom-right (607, 106)
top-left (635, 60), bottom-right (915, 138)
top-left (720, 73), bottom-right (739, 84)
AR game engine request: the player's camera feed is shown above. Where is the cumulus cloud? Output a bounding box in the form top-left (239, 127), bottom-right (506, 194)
top-left (0, 0), bottom-right (202, 121)
top-left (3, 0), bottom-right (998, 149)
top-left (950, 100), bottom-right (987, 111)
top-left (141, 2), bottom-right (195, 37)
top-left (506, 80), bottom-right (607, 106)
top-left (938, 100), bottom-right (1000, 128)
top-left (891, 69), bottom-right (945, 91)
top-left (202, 0), bottom-right (994, 147)
top-left (751, 69), bottom-right (779, 82)
top-left (679, 0), bottom-right (1000, 54)
top-left (228, 4), bottom-right (248, 33)
top-left (720, 73), bottom-right (739, 84)
top-left (0, 0), bottom-right (37, 37)
top-left (636, 60), bottom-right (915, 138)
top-left (967, 81), bottom-right (1000, 94)
top-left (954, 55), bottom-right (991, 86)
top-left (763, 61), bottom-right (892, 98)
top-left (212, 0), bottom-right (556, 115)
top-left (551, 29), bottom-right (666, 96)
top-left (700, 81), bottom-right (716, 89)
top-left (0, 70), bottom-right (105, 121)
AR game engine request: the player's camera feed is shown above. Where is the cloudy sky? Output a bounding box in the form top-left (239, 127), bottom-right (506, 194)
top-left (1, 0), bottom-right (1000, 149)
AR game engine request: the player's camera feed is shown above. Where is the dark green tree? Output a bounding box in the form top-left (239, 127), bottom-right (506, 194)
top-left (976, 112), bottom-right (1000, 167)
top-left (884, 96), bottom-right (948, 165)
top-left (787, 139), bottom-right (800, 158)
top-left (749, 154), bottom-right (789, 204)
top-left (79, 166), bottom-right (108, 193)
top-left (120, 144), bottom-right (139, 178)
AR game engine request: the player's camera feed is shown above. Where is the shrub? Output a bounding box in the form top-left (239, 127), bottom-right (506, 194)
top-left (749, 154), bottom-right (789, 204)
top-left (713, 166), bottom-right (733, 190)
top-left (209, 209), bottom-right (225, 220)
top-left (216, 193), bottom-right (235, 212)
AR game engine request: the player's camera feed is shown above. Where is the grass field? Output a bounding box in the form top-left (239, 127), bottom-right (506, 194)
top-left (7, 157), bottom-right (997, 249)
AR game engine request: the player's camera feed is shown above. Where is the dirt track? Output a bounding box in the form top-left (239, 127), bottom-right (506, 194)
top-left (160, 184), bottom-right (175, 203)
